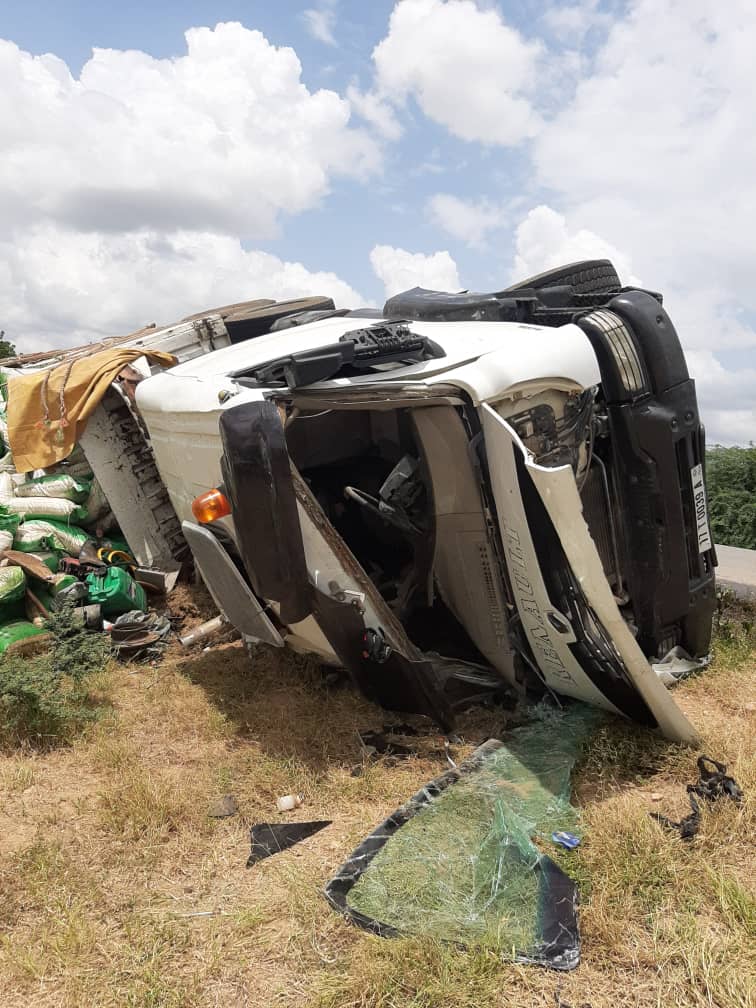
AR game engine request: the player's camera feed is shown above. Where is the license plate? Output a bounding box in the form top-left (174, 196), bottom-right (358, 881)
top-left (690, 463), bottom-right (712, 553)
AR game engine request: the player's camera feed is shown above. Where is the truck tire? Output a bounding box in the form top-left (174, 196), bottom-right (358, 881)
top-left (505, 259), bottom-right (621, 295)
top-left (80, 386), bottom-right (190, 568)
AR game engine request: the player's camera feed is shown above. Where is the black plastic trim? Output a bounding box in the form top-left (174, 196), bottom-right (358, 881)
top-left (311, 588), bottom-right (454, 729)
top-left (608, 291), bottom-right (689, 394)
top-left (606, 384), bottom-right (716, 658)
top-left (218, 401), bottom-right (311, 624)
top-left (574, 290), bottom-right (714, 658)
top-left (232, 322), bottom-right (445, 388)
top-left (383, 286), bottom-right (533, 323)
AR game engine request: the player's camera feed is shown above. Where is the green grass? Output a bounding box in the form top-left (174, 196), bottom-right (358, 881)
top-left (0, 597), bottom-right (753, 1008)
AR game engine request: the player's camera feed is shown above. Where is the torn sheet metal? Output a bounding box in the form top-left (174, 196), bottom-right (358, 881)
top-left (326, 705), bottom-right (602, 971)
top-left (480, 404), bottom-right (699, 745)
top-left (651, 646), bottom-right (709, 687)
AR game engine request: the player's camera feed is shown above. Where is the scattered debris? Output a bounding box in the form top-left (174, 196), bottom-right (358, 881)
top-left (352, 722), bottom-right (444, 774)
top-left (247, 821), bottom-right (331, 867)
top-left (689, 755), bottom-right (743, 803)
top-left (2, 549), bottom-right (56, 583)
top-left (86, 566), bottom-right (146, 616)
top-left (650, 755), bottom-right (743, 840)
top-left (110, 610), bottom-right (172, 662)
top-left (208, 795), bottom-right (238, 819)
top-left (276, 793), bottom-right (304, 813)
top-left (651, 645), bottom-right (709, 686)
top-left (179, 614), bottom-right (228, 648)
top-left (134, 566), bottom-right (180, 595)
top-left (552, 831), bottom-right (581, 850)
top-left (651, 792), bottom-right (702, 841)
top-left (357, 726), bottom-right (417, 758)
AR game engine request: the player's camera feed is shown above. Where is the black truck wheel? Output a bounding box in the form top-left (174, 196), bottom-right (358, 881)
top-left (505, 259), bottom-right (621, 295)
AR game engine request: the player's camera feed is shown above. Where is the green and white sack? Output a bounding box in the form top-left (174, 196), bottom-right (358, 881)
top-left (0, 506), bottom-right (21, 539)
top-left (15, 519), bottom-right (90, 556)
top-left (81, 478), bottom-right (110, 524)
top-left (15, 473), bottom-right (91, 504)
top-left (4, 496), bottom-right (87, 522)
top-left (12, 524), bottom-right (53, 553)
top-left (0, 472), bottom-right (13, 503)
top-left (0, 565), bottom-right (26, 605)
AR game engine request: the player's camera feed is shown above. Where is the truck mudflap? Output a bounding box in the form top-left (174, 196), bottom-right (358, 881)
top-left (480, 404), bottom-right (698, 744)
top-left (218, 401), bottom-right (311, 624)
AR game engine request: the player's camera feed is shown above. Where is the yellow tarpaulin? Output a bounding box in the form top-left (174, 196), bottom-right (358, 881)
top-left (7, 349), bottom-right (177, 472)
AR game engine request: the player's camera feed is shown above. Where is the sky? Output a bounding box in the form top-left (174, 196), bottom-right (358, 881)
top-left (0, 0), bottom-right (754, 445)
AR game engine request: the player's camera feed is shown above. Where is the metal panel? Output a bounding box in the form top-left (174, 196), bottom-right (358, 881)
top-left (480, 404), bottom-right (623, 713)
top-left (181, 521), bottom-right (283, 646)
top-left (124, 314), bottom-right (230, 364)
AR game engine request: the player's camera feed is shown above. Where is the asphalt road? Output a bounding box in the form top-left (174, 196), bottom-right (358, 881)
top-left (716, 544), bottom-right (756, 600)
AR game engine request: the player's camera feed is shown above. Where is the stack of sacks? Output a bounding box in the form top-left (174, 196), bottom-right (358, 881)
top-left (0, 561), bottom-right (45, 653)
top-left (0, 372), bottom-right (149, 652)
top-left (0, 464), bottom-right (129, 564)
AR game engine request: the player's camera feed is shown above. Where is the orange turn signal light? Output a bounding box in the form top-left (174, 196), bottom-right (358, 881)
top-left (191, 488), bottom-right (232, 523)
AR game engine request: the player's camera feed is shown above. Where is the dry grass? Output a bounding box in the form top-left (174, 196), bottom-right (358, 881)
top-left (0, 591), bottom-right (753, 1008)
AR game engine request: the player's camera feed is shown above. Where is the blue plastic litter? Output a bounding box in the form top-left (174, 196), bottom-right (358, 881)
top-left (552, 831), bottom-right (581, 850)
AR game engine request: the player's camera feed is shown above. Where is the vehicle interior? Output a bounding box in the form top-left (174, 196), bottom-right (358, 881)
top-left (284, 401), bottom-right (516, 686)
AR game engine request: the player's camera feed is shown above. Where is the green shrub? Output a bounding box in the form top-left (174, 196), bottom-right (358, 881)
top-left (0, 605), bottom-right (111, 747)
top-left (45, 604), bottom-right (111, 683)
top-left (705, 445), bottom-right (756, 549)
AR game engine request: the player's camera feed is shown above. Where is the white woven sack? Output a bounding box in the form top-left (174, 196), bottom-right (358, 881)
top-left (5, 496), bottom-right (80, 520)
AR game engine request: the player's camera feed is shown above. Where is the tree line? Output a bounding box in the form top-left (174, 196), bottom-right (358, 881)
top-left (705, 445), bottom-right (756, 550)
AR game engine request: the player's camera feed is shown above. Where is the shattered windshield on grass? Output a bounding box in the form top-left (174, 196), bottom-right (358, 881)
top-left (326, 703), bottom-right (604, 971)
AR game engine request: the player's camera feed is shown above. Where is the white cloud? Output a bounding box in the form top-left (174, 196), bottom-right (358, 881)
top-left (1, 226), bottom-right (363, 353)
top-left (372, 0), bottom-right (542, 145)
top-left (541, 0), bottom-right (611, 41)
top-left (0, 23), bottom-right (374, 353)
top-left (683, 350), bottom-right (756, 446)
top-left (301, 1), bottom-right (338, 46)
top-left (532, 1), bottom-right (756, 301)
top-left (699, 410), bottom-right (756, 447)
top-left (370, 244), bottom-right (461, 298)
top-left (524, 0), bottom-right (756, 444)
top-left (0, 24), bottom-right (378, 240)
top-left (511, 205), bottom-right (637, 285)
top-left (346, 84), bottom-right (403, 141)
top-left (427, 192), bottom-right (506, 245)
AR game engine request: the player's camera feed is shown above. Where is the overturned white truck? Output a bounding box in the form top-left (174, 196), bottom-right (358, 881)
top-left (129, 261), bottom-right (716, 744)
top-left (13, 263), bottom-right (719, 743)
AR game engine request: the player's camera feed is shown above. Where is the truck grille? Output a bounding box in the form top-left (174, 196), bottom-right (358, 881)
top-left (581, 462), bottom-right (620, 590)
